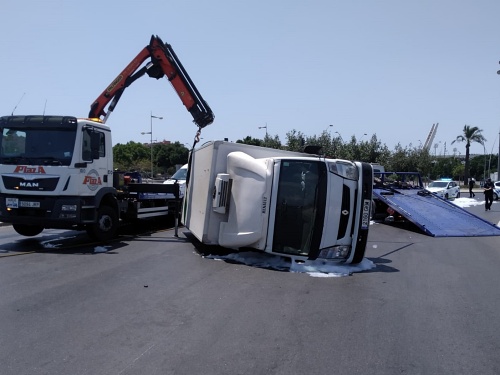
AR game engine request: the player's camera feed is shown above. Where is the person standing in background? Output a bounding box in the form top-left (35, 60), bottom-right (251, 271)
top-left (468, 177), bottom-right (475, 198)
top-left (483, 178), bottom-right (494, 210)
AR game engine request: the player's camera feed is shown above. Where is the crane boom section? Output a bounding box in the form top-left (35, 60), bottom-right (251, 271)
top-left (89, 35), bottom-right (214, 128)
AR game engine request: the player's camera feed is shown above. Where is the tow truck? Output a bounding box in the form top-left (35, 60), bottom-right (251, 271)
top-left (0, 35), bottom-right (213, 241)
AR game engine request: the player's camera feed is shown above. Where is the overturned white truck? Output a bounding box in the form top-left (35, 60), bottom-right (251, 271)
top-left (182, 141), bottom-right (373, 264)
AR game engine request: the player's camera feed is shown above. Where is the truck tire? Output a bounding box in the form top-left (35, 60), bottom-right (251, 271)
top-left (13, 224), bottom-right (44, 237)
top-left (86, 205), bottom-right (118, 242)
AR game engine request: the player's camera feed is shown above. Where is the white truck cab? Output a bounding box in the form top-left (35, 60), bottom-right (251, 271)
top-left (0, 115), bottom-right (178, 240)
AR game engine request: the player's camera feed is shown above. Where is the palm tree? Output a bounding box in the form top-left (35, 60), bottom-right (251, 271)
top-left (451, 125), bottom-right (486, 184)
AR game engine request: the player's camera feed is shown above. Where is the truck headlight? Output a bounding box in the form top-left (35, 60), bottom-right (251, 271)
top-left (318, 245), bottom-right (351, 259)
top-left (328, 161), bottom-right (359, 180)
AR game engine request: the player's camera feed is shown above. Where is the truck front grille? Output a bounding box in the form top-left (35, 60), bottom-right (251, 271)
top-left (2, 176), bottom-right (59, 191)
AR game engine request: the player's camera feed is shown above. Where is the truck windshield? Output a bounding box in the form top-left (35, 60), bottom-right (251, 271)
top-left (0, 126), bottom-right (77, 166)
top-left (272, 160), bottom-right (326, 257)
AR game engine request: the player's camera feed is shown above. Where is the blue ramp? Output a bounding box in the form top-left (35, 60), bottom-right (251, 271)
top-left (373, 188), bottom-right (500, 237)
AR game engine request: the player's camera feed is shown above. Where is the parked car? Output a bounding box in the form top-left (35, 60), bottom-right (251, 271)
top-left (494, 185), bottom-right (500, 201)
top-left (426, 179), bottom-right (460, 199)
top-left (163, 164), bottom-right (188, 199)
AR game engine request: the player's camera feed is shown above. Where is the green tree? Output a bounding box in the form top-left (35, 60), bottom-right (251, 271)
top-left (113, 141), bottom-right (149, 171)
top-left (262, 134), bottom-right (282, 149)
top-left (155, 142), bottom-right (189, 175)
top-left (236, 136), bottom-right (263, 146)
top-left (285, 129), bottom-right (306, 152)
top-left (452, 162), bottom-right (465, 183)
top-left (451, 125), bottom-right (486, 183)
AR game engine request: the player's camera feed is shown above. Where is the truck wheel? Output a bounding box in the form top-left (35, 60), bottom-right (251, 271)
top-left (13, 224), bottom-right (44, 237)
top-left (86, 206), bottom-right (118, 242)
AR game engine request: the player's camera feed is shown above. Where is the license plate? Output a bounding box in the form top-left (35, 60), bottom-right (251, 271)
top-left (20, 201), bottom-right (40, 208)
top-left (361, 199), bottom-right (371, 229)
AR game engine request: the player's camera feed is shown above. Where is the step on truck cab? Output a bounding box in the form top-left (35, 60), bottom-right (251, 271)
top-left (182, 141), bottom-right (373, 264)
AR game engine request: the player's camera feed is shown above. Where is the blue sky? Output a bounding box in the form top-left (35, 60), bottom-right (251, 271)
top-left (2, 0), bottom-right (500, 156)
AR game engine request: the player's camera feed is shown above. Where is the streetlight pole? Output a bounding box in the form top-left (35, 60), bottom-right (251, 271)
top-left (142, 112), bottom-right (163, 180)
top-left (497, 129), bottom-right (500, 180)
top-left (258, 123), bottom-right (268, 137)
top-left (495, 64), bottom-right (500, 179)
top-left (483, 144), bottom-right (487, 182)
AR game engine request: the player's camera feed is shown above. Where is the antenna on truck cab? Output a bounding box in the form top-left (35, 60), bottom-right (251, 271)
top-left (11, 92), bottom-right (25, 115)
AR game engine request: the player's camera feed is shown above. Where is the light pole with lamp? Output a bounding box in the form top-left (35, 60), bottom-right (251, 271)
top-left (141, 112), bottom-right (163, 180)
top-left (258, 123), bottom-right (268, 137)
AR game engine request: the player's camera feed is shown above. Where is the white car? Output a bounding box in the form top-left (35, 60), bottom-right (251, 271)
top-left (163, 164), bottom-right (188, 199)
top-left (494, 183), bottom-right (500, 201)
top-left (426, 179), bottom-right (460, 199)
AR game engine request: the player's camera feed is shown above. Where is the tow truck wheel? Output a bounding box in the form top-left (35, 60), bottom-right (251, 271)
top-left (13, 224), bottom-right (44, 237)
top-left (86, 206), bottom-right (118, 242)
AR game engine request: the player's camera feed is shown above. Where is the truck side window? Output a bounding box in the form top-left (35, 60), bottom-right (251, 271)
top-left (99, 132), bottom-right (105, 157)
top-left (82, 130), bottom-right (92, 161)
top-left (82, 129), bottom-right (105, 160)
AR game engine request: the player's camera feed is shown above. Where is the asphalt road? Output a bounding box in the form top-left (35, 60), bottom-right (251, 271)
top-left (0, 203), bottom-right (499, 375)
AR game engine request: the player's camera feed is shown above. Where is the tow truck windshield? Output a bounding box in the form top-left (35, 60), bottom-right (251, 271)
top-left (0, 117), bottom-right (77, 166)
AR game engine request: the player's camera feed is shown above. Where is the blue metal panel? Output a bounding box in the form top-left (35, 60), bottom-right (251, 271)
top-left (373, 188), bottom-right (500, 237)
